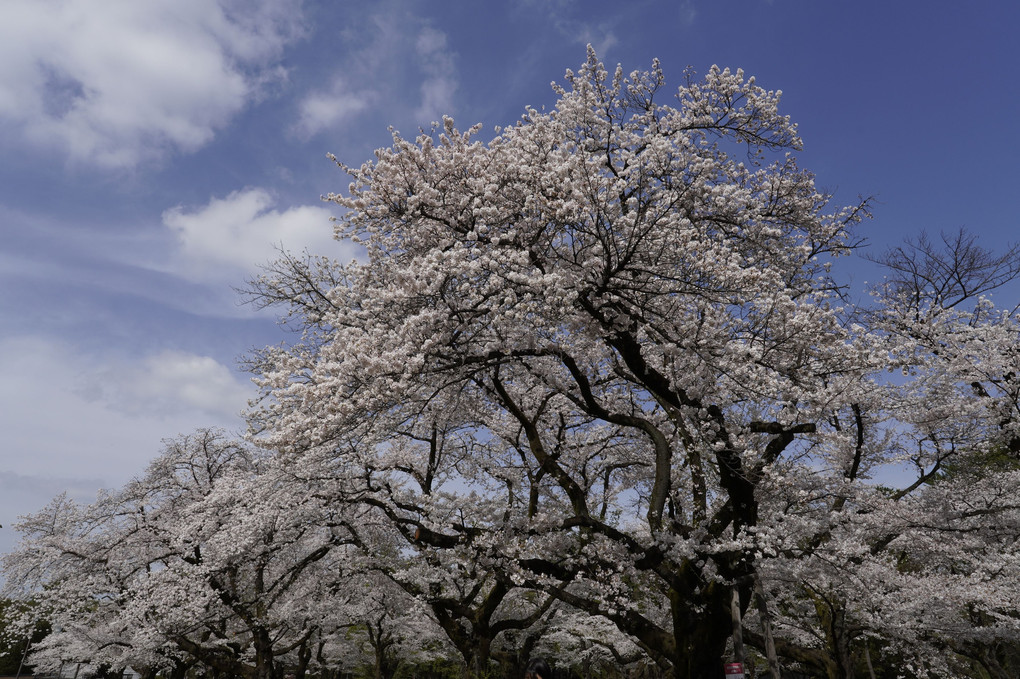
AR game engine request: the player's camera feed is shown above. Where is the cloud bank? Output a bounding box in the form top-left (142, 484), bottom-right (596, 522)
top-left (0, 336), bottom-right (255, 554)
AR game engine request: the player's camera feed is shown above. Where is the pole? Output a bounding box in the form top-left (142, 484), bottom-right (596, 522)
top-left (864, 644), bottom-right (877, 679)
top-left (15, 635), bottom-right (31, 679)
top-left (754, 576), bottom-right (781, 679)
top-left (730, 586), bottom-right (745, 667)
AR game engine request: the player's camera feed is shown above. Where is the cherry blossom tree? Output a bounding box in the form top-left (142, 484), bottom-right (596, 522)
top-left (245, 48), bottom-right (874, 679)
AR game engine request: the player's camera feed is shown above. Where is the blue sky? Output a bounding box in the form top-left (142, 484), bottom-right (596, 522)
top-left (1, 0), bottom-right (1018, 554)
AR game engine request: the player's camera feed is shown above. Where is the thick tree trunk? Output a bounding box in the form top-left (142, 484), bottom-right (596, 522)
top-left (671, 628), bottom-right (729, 679)
top-left (374, 643), bottom-right (388, 679)
top-left (753, 577), bottom-right (781, 679)
top-left (253, 627), bottom-right (277, 679)
top-left (367, 622), bottom-right (399, 679)
top-left (458, 635), bottom-right (492, 679)
top-left (295, 636), bottom-right (313, 679)
top-left (474, 635), bottom-right (492, 678)
top-left (669, 586), bottom-right (736, 679)
top-left (828, 608), bottom-right (854, 679)
top-left (831, 631), bottom-right (854, 679)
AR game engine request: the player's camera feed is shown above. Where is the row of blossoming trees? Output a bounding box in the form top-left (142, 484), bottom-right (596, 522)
top-left (6, 50), bottom-right (1020, 679)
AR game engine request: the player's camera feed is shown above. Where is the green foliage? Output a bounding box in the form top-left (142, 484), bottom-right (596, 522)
top-left (391, 658), bottom-right (463, 679)
top-left (0, 600), bottom-right (51, 675)
top-left (933, 444), bottom-right (1020, 484)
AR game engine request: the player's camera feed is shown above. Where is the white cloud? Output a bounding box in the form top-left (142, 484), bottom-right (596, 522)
top-left (0, 0), bottom-right (304, 168)
top-left (0, 337), bottom-right (252, 459)
top-left (162, 188), bottom-right (355, 283)
top-left (82, 350), bottom-right (254, 421)
top-left (0, 337), bottom-right (250, 491)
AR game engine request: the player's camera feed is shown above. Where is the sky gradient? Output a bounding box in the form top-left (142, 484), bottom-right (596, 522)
top-left (1, 0), bottom-right (1018, 555)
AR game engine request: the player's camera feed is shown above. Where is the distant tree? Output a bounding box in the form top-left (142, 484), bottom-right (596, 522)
top-left (867, 227), bottom-right (1020, 317)
top-left (1, 430), bottom-right (362, 679)
top-left (741, 230), bottom-right (1020, 679)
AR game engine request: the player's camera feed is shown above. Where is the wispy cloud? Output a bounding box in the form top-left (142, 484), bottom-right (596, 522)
top-left (0, 0), bottom-right (305, 169)
top-left (515, 0), bottom-right (620, 56)
top-left (415, 26), bottom-right (458, 123)
top-left (678, 1), bottom-right (697, 26)
top-left (293, 3), bottom-right (458, 136)
top-left (295, 80), bottom-right (376, 138)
